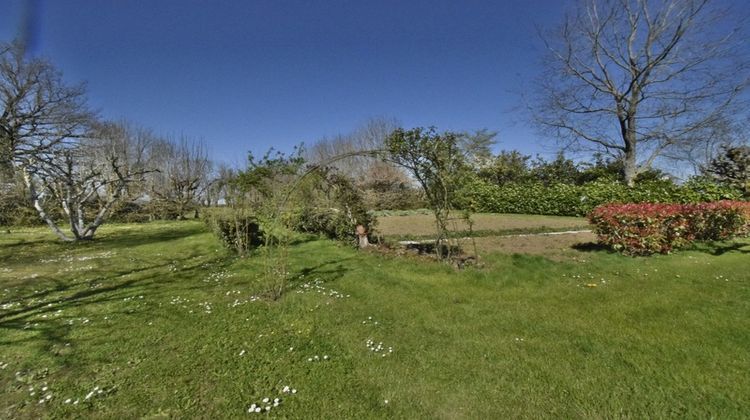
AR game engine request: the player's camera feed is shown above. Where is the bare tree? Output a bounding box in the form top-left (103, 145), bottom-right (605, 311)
top-left (534, 0), bottom-right (749, 186)
top-left (0, 40), bottom-right (92, 184)
top-left (205, 162), bottom-right (237, 206)
top-left (22, 126), bottom-right (153, 241)
top-left (662, 115), bottom-right (747, 176)
top-left (91, 121), bottom-right (156, 196)
top-left (148, 136), bottom-right (211, 218)
top-left (306, 117), bottom-right (401, 183)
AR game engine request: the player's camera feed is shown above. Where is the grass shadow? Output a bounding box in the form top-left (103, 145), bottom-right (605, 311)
top-left (571, 241), bottom-right (612, 253)
top-left (291, 257), bottom-right (354, 285)
top-left (687, 239), bottom-right (750, 256)
top-left (288, 234), bottom-right (321, 246)
top-left (97, 222), bottom-right (209, 249)
top-left (0, 253), bottom-right (229, 351)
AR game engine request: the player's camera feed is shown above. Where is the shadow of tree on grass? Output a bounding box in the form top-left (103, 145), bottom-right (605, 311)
top-left (689, 240), bottom-right (750, 256)
top-left (289, 257), bottom-right (354, 286)
top-left (0, 254), bottom-right (232, 351)
top-left (571, 242), bottom-right (612, 253)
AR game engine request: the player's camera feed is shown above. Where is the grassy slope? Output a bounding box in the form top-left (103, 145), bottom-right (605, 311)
top-left (1, 222), bottom-right (749, 418)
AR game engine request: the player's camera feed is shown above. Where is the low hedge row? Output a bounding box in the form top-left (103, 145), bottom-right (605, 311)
top-left (203, 206), bottom-right (377, 254)
top-left (287, 207), bottom-right (351, 241)
top-left (455, 178), bottom-right (744, 217)
top-left (589, 201), bottom-right (750, 255)
top-left (201, 209), bottom-right (264, 254)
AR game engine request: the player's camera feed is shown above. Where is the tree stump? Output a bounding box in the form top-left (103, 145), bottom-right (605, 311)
top-left (356, 224), bottom-right (369, 249)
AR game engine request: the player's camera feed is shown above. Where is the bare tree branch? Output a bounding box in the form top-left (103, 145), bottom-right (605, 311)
top-left (533, 0), bottom-right (749, 185)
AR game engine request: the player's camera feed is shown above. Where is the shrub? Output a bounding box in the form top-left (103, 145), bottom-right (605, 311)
top-left (0, 187), bottom-right (54, 227)
top-left (589, 201), bottom-right (750, 255)
top-left (455, 177), bottom-right (745, 217)
top-left (289, 206), bottom-right (376, 245)
top-left (202, 209), bottom-right (263, 255)
top-left (108, 201), bottom-right (151, 223)
top-left (144, 200), bottom-right (185, 221)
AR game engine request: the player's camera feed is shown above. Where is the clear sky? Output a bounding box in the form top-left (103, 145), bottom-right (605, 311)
top-left (0, 0), bottom-right (746, 166)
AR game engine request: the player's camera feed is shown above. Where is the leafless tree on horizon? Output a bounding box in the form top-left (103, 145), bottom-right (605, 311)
top-left (533, 0), bottom-right (750, 185)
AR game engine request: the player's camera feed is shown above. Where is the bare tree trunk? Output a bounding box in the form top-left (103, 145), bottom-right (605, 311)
top-left (623, 136), bottom-right (638, 187)
top-left (22, 169), bottom-right (73, 241)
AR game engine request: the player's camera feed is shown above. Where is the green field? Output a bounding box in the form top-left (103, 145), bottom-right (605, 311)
top-left (1, 221), bottom-right (749, 418)
top-left (375, 212), bottom-right (589, 240)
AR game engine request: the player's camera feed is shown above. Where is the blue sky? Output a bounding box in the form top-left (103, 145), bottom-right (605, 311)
top-left (0, 0), bottom-right (746, 166)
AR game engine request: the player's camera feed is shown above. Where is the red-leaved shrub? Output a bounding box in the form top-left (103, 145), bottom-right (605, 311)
top-left (588, 201), bottom-right (750, 255)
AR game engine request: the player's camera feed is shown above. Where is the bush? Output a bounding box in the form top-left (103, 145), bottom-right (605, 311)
top-left (108, 201), bottom-right (152, 223)
top-left (0, 186), bottom-right (50, 227)
top-left (202, 209), bottom-right (263, 254)
top-left (143, 200), bottom-right (185, 221)
top-left (588, 201), bottom-right (750, 255)
top-left (455, 177), bottom-right (745, 217)
top-left (289, 206), bottom-right (377, 244)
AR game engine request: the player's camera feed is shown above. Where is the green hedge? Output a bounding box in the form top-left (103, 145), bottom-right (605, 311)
top-left (455, 178), bottom-right (745, 217)
top-left (203, 205), bottom-right (377, 253)
top-left (287, 206), bottom-right (376, 244)
top-left (201, 208), bottom-right (264, 255)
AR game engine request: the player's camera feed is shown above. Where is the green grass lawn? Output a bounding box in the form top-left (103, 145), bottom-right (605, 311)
top-left (1, 221), bottom-right (749, 418)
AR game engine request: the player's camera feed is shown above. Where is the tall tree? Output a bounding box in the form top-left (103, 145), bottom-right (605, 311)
top-left (306, 117), bottom-right (401, 183)
top-left (386, 127), bottom-right (469, 259)
top-left (148, 136), bottom-right (211, 219)
top-left (459, 129), bottom-right (498, 169)
top-left (0, 40), bottom-right (92, 183)
top-left (534, 0), bottom-right (749, 186)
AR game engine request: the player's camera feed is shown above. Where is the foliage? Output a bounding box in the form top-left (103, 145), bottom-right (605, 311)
top-left (589, 201), bottom-right (750, 255)
top-left (458, 128), bottom-right (498, 168)
top-left (577, 154), bottom-right (667, 184)
top-left (95, 201), bottom-right (148, 224)
top-left (476, 150), bottom-right (532, 185)
top-left (290, 171), bottom-right (376, 244)
top-left (0, 183), bottom-right (47, 227)
top-left (228, 147), bottom-right (308, 298)
top-left (456, 176), bottom-right (745, 217)
top-left (219, 146), bottom-right (377, 298)
top-left (202, 208), bottom-right (263, 254)
top-left (702, 145), bottom-right (750, 197)
top-left (529, 152), bottom-right (580, 185)
top-left (474, 151), bottom-right (669, 188)
top-left (236, 148), bottom-right (306, 204)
